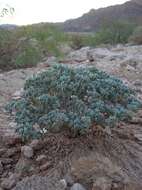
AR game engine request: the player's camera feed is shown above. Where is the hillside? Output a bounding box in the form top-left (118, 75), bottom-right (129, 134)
top-left (62, 0), bottom-right (142, 32)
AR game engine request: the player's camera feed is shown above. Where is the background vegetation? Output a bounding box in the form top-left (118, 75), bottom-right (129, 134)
top-left (129, 26), bottom-right (142, 44)
top-left (0, 21), bottom-right (141, 71)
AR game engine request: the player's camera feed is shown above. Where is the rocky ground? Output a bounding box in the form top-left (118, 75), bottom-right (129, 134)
top-left (0, 44), bottom-right (142, 190)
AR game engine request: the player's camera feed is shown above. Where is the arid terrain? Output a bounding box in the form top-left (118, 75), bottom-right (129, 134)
top-left (0, 44), bottom-right (142, 190)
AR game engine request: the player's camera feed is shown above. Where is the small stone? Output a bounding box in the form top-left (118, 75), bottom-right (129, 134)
top-left (64, 174), bottom-right (74, 186)
top-left (134, 134), bottom-right (142, 141)
top-left (8, 122), bottom-right (17, 129)
top-left (71, 183), bottom-right (86, 190)
top-left (58, 179), bottom-right (67, 189)
top-left (21, 146), bottom-right (34, 158)
top-left (39, 162), bottom-right (51, 171)
top-left (36, 155), bottom-right (47, 164)
top-left (0, 161), bottom-right (3, 174)
top-left (33, 123), bottom-right (41, 133)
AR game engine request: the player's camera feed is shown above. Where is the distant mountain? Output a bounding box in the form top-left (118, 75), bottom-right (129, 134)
top-left (0, 24), bottom-right (17, 30)
top-left (62, 0), bottom-right (142, 32)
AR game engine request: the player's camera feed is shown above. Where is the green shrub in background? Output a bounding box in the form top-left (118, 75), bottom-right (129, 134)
top-left (94, 21), bottom-right (136, 45)
top-left (0, 29), bottom-right (16, 70)
top-left (0, 21), bottom-right (139, 71)
top-left (6, 64), bottom-right (141, 140)
top-left (129, 26), bottom-right (142, 45)
top-left (69, 33), bottom-right (97, 49)
top-left (0, 24), bottom-right (69, 70)
top-left (67, 21), bottom-right (136, 48)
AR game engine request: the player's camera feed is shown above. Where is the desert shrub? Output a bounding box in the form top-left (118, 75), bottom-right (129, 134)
top-left (94, 21), bottom-right (136, 45)
top-left (69, 33), bottom-right (97, 49)
top-left (70, 34), bottom-right (84, 49)
top-left (6, 64), bottom-right (141, 140)
top-left (14, 24), bottom-right (68, 57)
top-left (129, 26), bottom-right (142, 44)
top-left (0, 24), bottom-right (68, 70)
top-left (0, 29), bottom-right (16, 70)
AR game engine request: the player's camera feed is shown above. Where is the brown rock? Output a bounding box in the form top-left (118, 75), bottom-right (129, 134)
top-left (39, 162), bottom-right (51, 171)
top-left (36, 155), bottom-right (47, 165)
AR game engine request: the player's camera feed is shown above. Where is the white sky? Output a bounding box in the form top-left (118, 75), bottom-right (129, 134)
top-left (0, 0), bottom-right (128, 25)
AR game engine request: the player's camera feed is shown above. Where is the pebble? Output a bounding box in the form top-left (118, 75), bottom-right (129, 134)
top-left (21, 146), bottom-right (34, 158)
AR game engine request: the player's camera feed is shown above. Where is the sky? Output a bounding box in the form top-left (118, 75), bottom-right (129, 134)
top-left (0, 0), bottom-right (128, 25)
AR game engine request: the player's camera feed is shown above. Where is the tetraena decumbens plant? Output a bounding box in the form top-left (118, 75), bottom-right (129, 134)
top-left (6, 64), bottom-right (142, 139)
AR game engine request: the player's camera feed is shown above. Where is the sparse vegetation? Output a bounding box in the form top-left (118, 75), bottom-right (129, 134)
top-left (93, 21), bottom-right (136, 45)
top-left (129, 26), bottom-right (142, 44)
top-left (0, 21), bottom-right (140, 71)
top-left (6, 64), bottom-right (141, 140)
top-left (0, 24), bottom-right (69, 70)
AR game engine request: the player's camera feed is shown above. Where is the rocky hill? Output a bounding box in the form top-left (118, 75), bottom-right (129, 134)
top-left (62, 0), bottom-right (142, 32)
